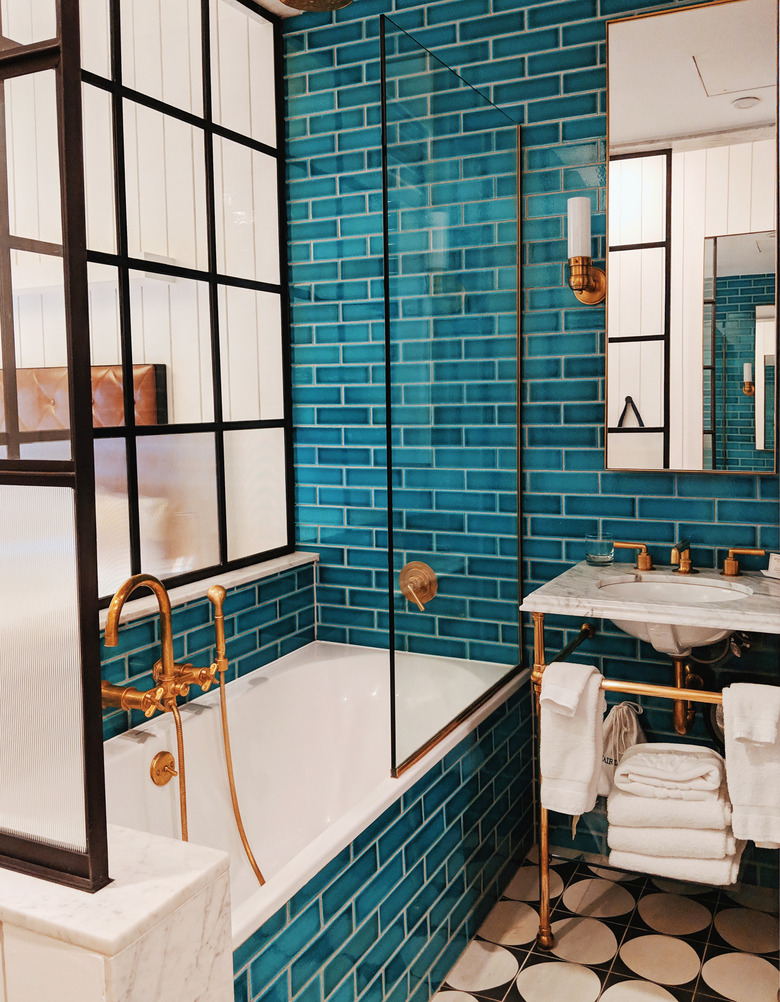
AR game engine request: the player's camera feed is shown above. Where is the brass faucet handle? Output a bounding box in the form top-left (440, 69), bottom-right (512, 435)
top-left (399, 561), bottom-right (438, 610)
top-left (614, 541), bottom-right (654, 571)
top-left (722, 547), bottom-right (766, 577)
top-left (140, 685), bottom-right (166, 717)
top-left (671, 545), bottom-right (694, 574)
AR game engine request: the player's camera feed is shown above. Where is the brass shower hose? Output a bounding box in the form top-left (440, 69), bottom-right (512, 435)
top-left (208, 585), bottom-right (266, 886)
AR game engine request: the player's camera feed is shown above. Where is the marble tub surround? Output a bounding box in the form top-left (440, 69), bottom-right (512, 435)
top-left (0, 825), bottom-right (233, 1002)
top-left (519, 561), bottom-right (780, 637)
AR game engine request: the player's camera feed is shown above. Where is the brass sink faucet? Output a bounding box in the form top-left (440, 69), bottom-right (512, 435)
top-left (100, 573), bottom-right (219, 717)
top-left (671, 538), bottom-right (695, 574)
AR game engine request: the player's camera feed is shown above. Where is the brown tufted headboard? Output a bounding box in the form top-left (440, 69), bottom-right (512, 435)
top-left (0, 363), bottom-right (167, 432)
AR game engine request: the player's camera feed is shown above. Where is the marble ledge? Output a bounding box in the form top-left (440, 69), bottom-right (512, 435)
top-left (0, 824), bottom-right (229, 957)
top-left (520, 560), bottom-right (780, 635)
top-left (98, 550), bottom-right (319, 628)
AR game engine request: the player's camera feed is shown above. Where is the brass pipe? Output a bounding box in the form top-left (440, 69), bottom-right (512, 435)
top-left (600, 678), bottom-right (722, 705)
top-left (169, 700), bottom-right (188, 841)
top-left (532, 612), bottom-right (555, 950)
top-left (672, 657), bottom-right (695, 735)
top-left (209, 585), bottom-right (265, 887)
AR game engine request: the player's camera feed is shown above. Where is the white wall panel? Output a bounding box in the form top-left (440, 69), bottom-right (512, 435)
top-left (214, 137), bottom-right (279, 283)
top-left (80, 0), bottom-right (111, 77)
top-left (211, 0), bottom-right (276, 148)
top-left (607, 340), bottom-right (664, 428)
top-left (129, 273), bottom-right (213, 424)
top-left (607, 432), bottom-right (665, 470)
top-left (121, 0), bottom-right (202, 115)
top-left (608, 154), bottom-right (665, 246)
top-left (703, 145), bottom-right (729, 237)
top-left (224, 428), bottom-right (287, 561)
top-left (608, 247), bottom-right (664, 338)
top-left (82, 84), bottom-right (116, 254)
top-left (218, 286), bottom-right (283, 422)
top-left (6, 72), bottom-right (61, 245)
top-left (12, 252), bottom-right (67, 370)
top-left (750, 139), bottom-right (776, 232)
top-left (1, 0), bottom-right (56, 44)
top-left (87, 264), bottom-right (122, 368)
top-left (124, 103), bottom-right (208, 271)
top-left (726, 143), bottom-right (753, 235)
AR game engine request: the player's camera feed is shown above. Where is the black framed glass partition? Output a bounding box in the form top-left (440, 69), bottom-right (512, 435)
top-left (0, 0), bottom-right (108, 891)
top-left (380, 17), bottom-right (522, 774)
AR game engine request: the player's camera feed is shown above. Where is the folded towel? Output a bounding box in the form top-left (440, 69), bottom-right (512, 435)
top-left (723, 684), bottom-right (780, 848)
top-left (540, 662), bottom-right (606, 816)
top-left (608, 840), bottom-right (746, 886)
top-left (613, 742), bottom-right (725, 800)
top-left (723, 682), bottom-right (780, 745)
top-left (607, 786), bottom-right (732, 831)
top-left (607, 824), bottom-right (737, 859)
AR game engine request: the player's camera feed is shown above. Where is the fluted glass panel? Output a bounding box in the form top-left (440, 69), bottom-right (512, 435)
top-left (95, 438), bottom-right (131, 598)
top-left (0, 484), bottom-right (86, 852)
top-left (224, 428), bottom-right (286, 561)
top-left (136, 432), bottom-right (219, 577)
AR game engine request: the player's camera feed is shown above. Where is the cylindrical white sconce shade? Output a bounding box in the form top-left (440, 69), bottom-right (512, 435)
top-left (568, 196), bottom-right (591, 258)
top-left (743, 362), bottom-right (753, 382)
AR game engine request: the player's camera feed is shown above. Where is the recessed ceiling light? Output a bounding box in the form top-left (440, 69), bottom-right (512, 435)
top-left (732, 96), bottom-right (761, 109)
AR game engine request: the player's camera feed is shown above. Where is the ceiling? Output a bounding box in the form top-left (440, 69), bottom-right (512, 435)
top-left (609, 0), bottom-right (777, 152)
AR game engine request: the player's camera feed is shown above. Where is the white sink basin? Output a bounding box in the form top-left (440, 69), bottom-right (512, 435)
top-left (597, 574), bottom-right (753, 655)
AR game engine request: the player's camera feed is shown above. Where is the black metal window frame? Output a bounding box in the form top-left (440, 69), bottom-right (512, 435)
top-left (83, 0), bottom-right (294, 605)
top-left (0, 1), bottom-right (108, 892)
top-left (606, 148), bottom-right (672, 467)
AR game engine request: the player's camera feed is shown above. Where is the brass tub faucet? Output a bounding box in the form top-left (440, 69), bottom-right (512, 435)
top-left (101, 573), bottom-right (219, 715)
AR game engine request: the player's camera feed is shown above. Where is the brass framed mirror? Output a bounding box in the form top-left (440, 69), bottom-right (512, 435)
top-left (605, 0), bottom-right (778, 472)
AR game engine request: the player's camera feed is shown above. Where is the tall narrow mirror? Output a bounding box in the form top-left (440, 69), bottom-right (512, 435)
top-left (606, 0), bottom-right (778, 472)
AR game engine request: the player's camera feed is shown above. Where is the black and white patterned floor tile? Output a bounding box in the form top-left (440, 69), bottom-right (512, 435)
top-left (435, 855), bottom-right (779, 1002)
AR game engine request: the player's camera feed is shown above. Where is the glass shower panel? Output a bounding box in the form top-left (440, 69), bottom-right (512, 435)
top-left (223, 427), bottom-right (287, 560)
top-left (83, 84), bottom-right (116, 255)
top-left (80, 0), bottom-right (111, 78)
top-left (5, 71), bottom-right (62, 246)
top-left (0, 484), bottom-right (87, 852)
top-left (95, 438), bottom-right (132, 597)
top-left (382, 19), bottom-right (520, 770)
top-left (1, 0), bottom-right (57, 46)
top-left (213, 137), bottom-right (280, 284)
top-left (210, 0), bottom-right (276, 148)
top-left (129, 270), bottom-right (214, 424)
top-left (217, 284), bottom-right (283, 421)
top-left (120, 0), bottom-right (203, 115)
top-left (124, 102), bottom-right (208, 271)
top-left (136, 432), bottom-right (220, 578)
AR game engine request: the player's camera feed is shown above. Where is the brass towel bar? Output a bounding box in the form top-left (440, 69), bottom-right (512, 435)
top-left (531, 611), bottom-right (724, 950)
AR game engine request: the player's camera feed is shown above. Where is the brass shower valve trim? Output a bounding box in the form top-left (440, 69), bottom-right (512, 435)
top-left (150, 751), bottom-right (177, 786)
top-left (399, 561), bottom-right (438, 611)
top-left (613, 541), bottom-right (653, 571)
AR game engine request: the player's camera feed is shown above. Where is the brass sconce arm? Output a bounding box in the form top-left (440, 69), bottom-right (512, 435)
top-left (568, 256), bottom-right (606, 305)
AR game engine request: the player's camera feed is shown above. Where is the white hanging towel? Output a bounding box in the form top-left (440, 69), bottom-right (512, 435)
top-left (540, 661), bottom-right (606, 816)
top-left (613, 742), bottom-right (724, 800)
top-left (723, 683), bottom-right (780, 849)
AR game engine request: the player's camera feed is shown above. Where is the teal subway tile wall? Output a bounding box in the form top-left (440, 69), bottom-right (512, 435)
top-left (282, 0), bottom-right (779, 891)
top-left (234, 687), bottom-right (533, 1002)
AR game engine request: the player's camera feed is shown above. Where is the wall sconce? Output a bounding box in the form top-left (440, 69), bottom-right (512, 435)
top-left (743, 362), bottom-right (755, 396)
top-left (567, 196), bottom-right (606, 305)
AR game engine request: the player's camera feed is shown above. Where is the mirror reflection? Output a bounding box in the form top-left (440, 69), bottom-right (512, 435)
top-left (606, 0), bottom-right (777, 472)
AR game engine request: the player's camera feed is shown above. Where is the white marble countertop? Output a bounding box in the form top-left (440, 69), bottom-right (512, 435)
top-left (0, 825), bottom-right (229, 956)
top-left (520, 560), bottom-right (780, 635)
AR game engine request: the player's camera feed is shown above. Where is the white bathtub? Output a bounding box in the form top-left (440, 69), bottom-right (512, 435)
top-left (103, 641), bottom-right (525, 948)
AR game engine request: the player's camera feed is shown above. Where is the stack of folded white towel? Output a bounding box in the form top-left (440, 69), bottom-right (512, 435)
top-left (607, 742), bottom-right (745, 885)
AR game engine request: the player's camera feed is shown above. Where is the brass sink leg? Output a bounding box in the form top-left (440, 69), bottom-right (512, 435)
top-left (672, 656), bottom-right (695, 735)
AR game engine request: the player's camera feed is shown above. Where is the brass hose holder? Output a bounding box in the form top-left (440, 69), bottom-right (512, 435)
top-left (722, 547), bottom-right (766, 577)
top-left (399, 561), bottom-right (438, 611)
top-left (614, 541), bottom-right (653, 571)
